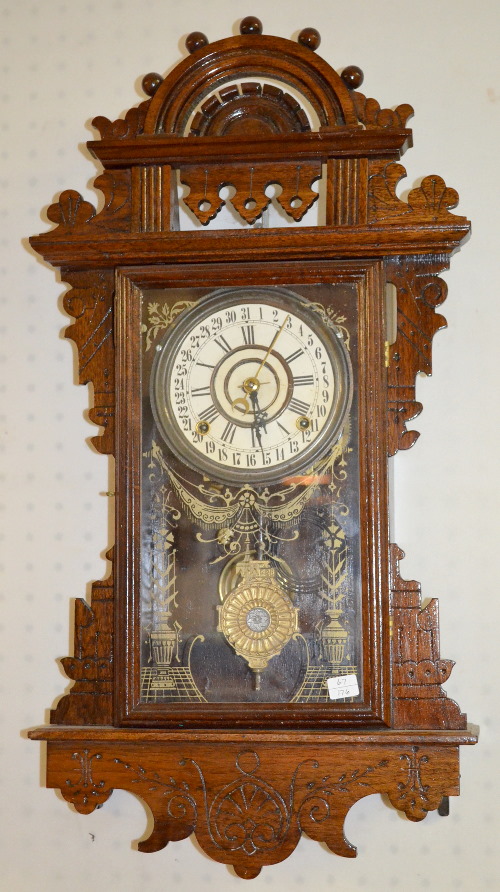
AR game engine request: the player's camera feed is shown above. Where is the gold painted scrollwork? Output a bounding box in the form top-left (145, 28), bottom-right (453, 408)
top-left (142, 299), bottom-right (196, 351)
top-left (148, 422), bottom-right (351, 567)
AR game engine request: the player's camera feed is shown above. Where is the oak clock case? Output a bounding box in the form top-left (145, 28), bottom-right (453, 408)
top-left (29, 16), bottom-right (476, 877)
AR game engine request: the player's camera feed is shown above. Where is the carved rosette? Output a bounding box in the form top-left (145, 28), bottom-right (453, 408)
top-left (92, 98), bottom-right (152, 139)
top-left (351, 92), bottom-right (413, 129)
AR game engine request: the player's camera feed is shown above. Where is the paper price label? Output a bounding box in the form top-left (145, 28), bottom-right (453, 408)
top-left (327, 674), bottom-right (359, 701)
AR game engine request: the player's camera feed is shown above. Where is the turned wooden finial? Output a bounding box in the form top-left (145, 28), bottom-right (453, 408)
top-left (185, 31), bottom-right (209, 54)
top-left (298, 27), bottom-right (321, 51)
top-left (240, 16), bottom-right (263, 35)
top-left (341, 65), bottom-right (364, 89)
top-left (141, 72), bottom-right (163, 97)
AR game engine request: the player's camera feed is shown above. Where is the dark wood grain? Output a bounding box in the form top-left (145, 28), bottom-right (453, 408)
top-left (61, 269), bottom-right (115, 454)
top-left (239, 16), bottom-right (263, 35)
top-left (31, 224), bottom-right (469, 267)
top-left (390, 545), bottom-right (466, 729)
top-left (51, 551), bottom-right (114, 725)
top-left (180, 162), bottom-right (321, 225)
top-left (341, 65), bottom-right (364, 89)
top-left (87, 131), bottom-right (410, 166)
top-left (141, 72), bottom-right (163, 97)
top-left (385, 255), bottom-right (449, 455)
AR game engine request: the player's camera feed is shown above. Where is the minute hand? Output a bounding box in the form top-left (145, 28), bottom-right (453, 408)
top-left (253, 314), bottom-right (290, 381)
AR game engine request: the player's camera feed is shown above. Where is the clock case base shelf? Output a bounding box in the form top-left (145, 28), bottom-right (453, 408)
top-left (29, 725), bottom-right (478, 877)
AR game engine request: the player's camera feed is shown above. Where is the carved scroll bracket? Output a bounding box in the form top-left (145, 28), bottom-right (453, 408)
top-left (385, 255), bottom-right (450, 456)
top-left (368, 162), bottom-right (468, 226)
top-left (61, 268), bottom-right (115, 455)
top-left (47, 172), bottom-right (132, 235)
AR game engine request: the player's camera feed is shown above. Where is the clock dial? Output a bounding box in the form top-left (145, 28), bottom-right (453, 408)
top-left (151, 288), bottom-right (352, 483)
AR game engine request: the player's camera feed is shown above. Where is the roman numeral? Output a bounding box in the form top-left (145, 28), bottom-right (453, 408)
top-left (277, 422), bottom-right (289, 436)
top-left (241, 325), bottom-right (255, 345)
top-left (214, 335), bottom-right (231, 354)
top-left (199, 404), bottom-right (219, 423)
top-left (285, 348), bottom-right (304, 364)
top-left (221, 421), bottom-right (237, 444)
top-left (288, 397), bottom-right (310, 415)
top-left (191, 386), bottom-right (211, 397)
top-left (293, 375), bottom-right (314, 386)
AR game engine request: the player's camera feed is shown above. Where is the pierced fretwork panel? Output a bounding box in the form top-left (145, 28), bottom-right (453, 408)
top-left (180, 162), bottom-right (321, 226)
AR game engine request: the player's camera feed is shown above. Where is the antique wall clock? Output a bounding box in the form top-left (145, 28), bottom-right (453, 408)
top-left (29, 16), bottom-right (477, 879)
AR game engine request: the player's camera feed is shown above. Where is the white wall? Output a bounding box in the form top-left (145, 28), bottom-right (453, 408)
top-left (2, 1), bottom-right (498, 889)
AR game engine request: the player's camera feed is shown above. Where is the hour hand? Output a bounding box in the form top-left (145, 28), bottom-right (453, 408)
top-left (249, 390), bottom-right (267, 459)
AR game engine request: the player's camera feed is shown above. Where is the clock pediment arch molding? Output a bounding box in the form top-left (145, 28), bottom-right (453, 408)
top-left (143, 35), bottom-right (357, 136)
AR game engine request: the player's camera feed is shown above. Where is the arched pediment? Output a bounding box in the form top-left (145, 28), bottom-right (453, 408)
top-left (143, 34), bottom-right (359, 136)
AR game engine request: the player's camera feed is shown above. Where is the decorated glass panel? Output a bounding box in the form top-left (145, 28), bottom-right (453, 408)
top-left (138, 283), bottom-right (362, 704)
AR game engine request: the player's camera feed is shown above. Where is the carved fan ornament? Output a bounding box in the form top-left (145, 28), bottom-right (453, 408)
top-left (29, 15), bottom-right (477, 878)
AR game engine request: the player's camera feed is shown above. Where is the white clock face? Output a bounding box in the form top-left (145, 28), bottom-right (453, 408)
top-left (151, 288), bottom-right (351, 483)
